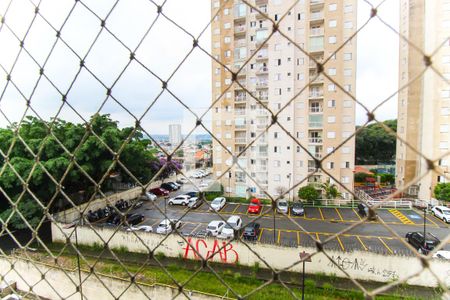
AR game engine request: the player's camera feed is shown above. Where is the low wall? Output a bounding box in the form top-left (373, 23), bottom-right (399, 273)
top-left (53, 176), bottom-right (177, 223)
top-left (52, 223), bottom-right (450, 288)
top-left (0, 256), bottom-right (224, 300)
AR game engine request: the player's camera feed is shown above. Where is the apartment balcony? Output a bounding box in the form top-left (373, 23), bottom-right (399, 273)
top-left (256, 66), bottom-right (269, 75)
top-left (310, 0), bottom-right (324, 7)
top-left (258, 94), bottom-right (269, 101)
top-left (256, 109), bottom-right (269, 116)
top-left (256, 124), bottom-right (267, 130)
top-left (309, 121), bottom-right (323, 128)
top-left (235, 82), bottom-right (246, 90)
top-left (309, 59), bottom-right (323, 69)
top-left (309, 44), bottom-right (324, 53)
top-left (256, 53), bottom-right (268, 61)
top-left (309, 91), bottom-right (323, 99)
top-left (235, 124), bottom-right (247, 129)
top-left (310, 28), bottom-right (324, 36)
top-left (235, 137), bottom-right (247, 144)
top-left (234, 25), bottom-right (246, 36)
top-left (255, 165), bottom-right (268, 172)
top-left (235, 109), bottom-right (246, 115)
top-left (310, 12), bottom-right (324, 22)
top-left (235, 95), bottom-right (246, 102)
top-left (314, 153), bottom-right (322, 159)
top-left (256, 81), bottom-right (268, 89)
top-left (255, 0), bottom-right (268, 5)
top-left (259, 151), bottom-right (268, 157)
top-left (308, 137), bottom-right (323, 144)
top-left (309, 106), bottom-right (323, 113)
top-left (257, 179), bottom-right (269, 185)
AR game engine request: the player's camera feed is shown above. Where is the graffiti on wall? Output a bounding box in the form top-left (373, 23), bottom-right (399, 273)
top-left (327, 255), bottom-right (399, 281)
top-left (182, 237), bottom-right (239, 264)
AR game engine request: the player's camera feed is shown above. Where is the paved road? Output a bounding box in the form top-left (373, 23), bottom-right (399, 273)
top-left (104, 179), bottom-right (450, 255)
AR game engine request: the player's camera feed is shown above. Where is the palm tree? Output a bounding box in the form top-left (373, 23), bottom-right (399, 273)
top-left (321, 182), bottom-right (341, 199)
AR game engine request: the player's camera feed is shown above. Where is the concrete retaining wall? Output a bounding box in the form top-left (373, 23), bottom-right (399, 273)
top-left (53, 176), bottom-right (177, 223)
top-left (52, 223), bottom-right (450, 288)
top-left (0, 256), bottom-right (224, 300)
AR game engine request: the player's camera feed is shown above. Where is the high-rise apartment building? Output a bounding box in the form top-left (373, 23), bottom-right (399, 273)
top-left (169, 124), bottom-right (182, 146)
top-left (396, 0), bottom-right (450, 200)
top-left (211, 0), bottom-right (357, 198)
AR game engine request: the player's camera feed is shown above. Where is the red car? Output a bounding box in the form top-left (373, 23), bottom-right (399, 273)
top-left (247, 198), bottom-right (262, 214)
top-left (150, 188), bottom-right (169, 196)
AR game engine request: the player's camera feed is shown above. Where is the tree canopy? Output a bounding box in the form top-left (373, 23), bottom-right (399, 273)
top-left (434, 183), bottom-right (450, 202)
top-left (0, 114), bottom-right (175, 229)
top-left (297, 185), bottom-right (320, 202)
top-left (355, 120), bottom-right (397, 165)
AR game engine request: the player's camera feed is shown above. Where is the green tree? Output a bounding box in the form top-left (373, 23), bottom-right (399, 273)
top-left (298, 185), bottom-right (320, 202)
top-left (354, 172), bottom-right (373, 183)
top-left (355, 120), bottom-right (397, 165)
top-left (321, 182), bottom-right (341, 199)
top-left (0, 198), bottom-right (43, 230)
top-left (434, 183), bottom-right (450, 202)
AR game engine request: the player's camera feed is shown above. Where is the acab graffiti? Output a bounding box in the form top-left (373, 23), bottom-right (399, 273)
top-left (182, 237), bottom-right (239, 264)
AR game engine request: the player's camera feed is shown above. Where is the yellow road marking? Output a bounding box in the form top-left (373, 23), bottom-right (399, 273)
top-left (258, 228), bottom-right (264, 241)
top-left (277, 230), bottom-right (281, 244)
top-left (388, 209), bottom-right (414, 225)
top-left (378, 237), bottom-right (393, 254)
top-left (191, 223), bottom-right (201, 233)
top-left (316, 233), bottom-right (320, 242)
top-left (335, 208), bottom-right (344, 221)
top-left (430, 213), bottom-right (450, 226)
top-left (232, 204), bottom-right (240, 214)
top-left (336, 236), bottom-right (345, 251)
top-left (424, 215), bottom-right (439, 227)
top-left (352, 208), bottom-right (362, 220)
top-left (297, 232), bottom-right (300, 245)
top-left (318, 208), bottom-right (325, 220)
top-left (356, 236), bottom-right (368, 251)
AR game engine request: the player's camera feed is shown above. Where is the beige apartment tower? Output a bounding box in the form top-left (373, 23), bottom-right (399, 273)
top-left (396, 0), bottom-right (450, 200)
top-left (211, 0), bottom-right (357, 199)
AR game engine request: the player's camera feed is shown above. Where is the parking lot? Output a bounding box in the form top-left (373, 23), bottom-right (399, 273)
top-left (97, 179), bottom-right (450, 256)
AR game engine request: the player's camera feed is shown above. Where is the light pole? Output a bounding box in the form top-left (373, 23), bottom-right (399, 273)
top-left (287, 173), bottom-right (292, 201)
top-left (423, 206), bottom-right (427, 250)
top-left (228, 171), bottom-right (232, 198)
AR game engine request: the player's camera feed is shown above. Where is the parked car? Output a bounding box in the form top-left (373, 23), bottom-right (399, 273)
top-left (133, 201), bottom-right (144, 209)
top-left (106, 213), bottom-right (121, 225)
top-left (405, 232), bottom-right (440, 255)
top-left (168, 195), bottom-right (191, 206)
top-left (167, 182), bottom-right (181, 189)
top-left (210, 197), bottom-right (226, 211)
top-left (160, 183), bottom-right (177, 191)
top-left (176, 178), bottom-right (188, 185)
top-left (276, 199), bottom-right (288, 214)
top-left (140, 192), bottom-right (157, 201)
top-left (291, 202), bottom-right (305, 216)
top-left (126, 225), bottom-right (153, 232)
top-left (150, 187), bottom-right (169, 196)
top-left (187, 197), bottom-right (202, 209)
top-left (184, 191), bottom-right (198, 198)
top-left (243, 222), bottom-right (261, 241)
top-left (126, 214), bottom-right (145, 226)
top-left (206, 220), bottom-right (225, 236)
top-left (194, 230), bottom-right (211, 238)
top-left (431, 206), bottom-right (450, 223)
top-left (247, 198), bottom-right (262, 214)
top-left (156, 219), bottom-right (182, 234)
top-left (218, 215), bottom-right (243, 239)
top-left (432, 250), bottom-right (450, 260)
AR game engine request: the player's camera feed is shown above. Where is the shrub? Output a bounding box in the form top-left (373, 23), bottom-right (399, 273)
top-left (155, 252), bottom-right (166, 260)
top-left (298, 185), bottom-right (320, 202)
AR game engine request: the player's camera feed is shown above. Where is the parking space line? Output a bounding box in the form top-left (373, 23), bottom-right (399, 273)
top-left (277, 230), bottom-right (281, 244)
top-left (258, 228), bottom-right (264, 242)
top-left (191, 223), bottom-right (201, 234)
top-left (356, 236), bottom-right (368, 251)
top-left (352, 209), bottom-right (362, 220)
top-left (429, 214), bottom-right (449, 226)
top-left (297, 232), bottom-right (300, 245)
top-left (316, 233), bottom-right (320, 242)
top-left (424, 215), bottom-right (440, 227)
top-left (378, 237), bottom-right (393, 254)
top-left (336, 236), bottom-right (345, 251)
top-left (232, 204), bottom-right (241, 214)
top-left (335, 208), bottom-right (344, 221)
top-left (318, 208), bottom-right (325, 220)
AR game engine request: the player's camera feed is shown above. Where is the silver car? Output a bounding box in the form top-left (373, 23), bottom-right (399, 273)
top-left (276, 199), bottom-right (288, 214)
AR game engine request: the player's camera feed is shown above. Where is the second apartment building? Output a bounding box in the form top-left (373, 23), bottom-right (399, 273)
top-left (211, 0), bottom-right (357, 199)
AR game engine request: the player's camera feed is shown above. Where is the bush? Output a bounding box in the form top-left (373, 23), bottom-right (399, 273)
top-left (354, 172), bottom-right (373, 183)
top-left (298, 185), bottom-right (320, 202)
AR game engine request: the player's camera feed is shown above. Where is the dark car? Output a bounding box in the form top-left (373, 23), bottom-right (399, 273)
top-left (106, 213), bottom-right (120, 225)
top-left (150, 187), bottom-right (169, 196)
top-left (126, 214), bottom-right (145, 226)
top-left (167, 182), bottom-right (180, 190)
top-left (291, 202), bottom-right (305, 216)
top-left (184, 191), bottom-right (198, 198)
top-left (243, 223), bottom-right (261, 241)
top-left (161, 183), bottom-right (177, 192)
top-left (405, 232), bottom-right (440, 255)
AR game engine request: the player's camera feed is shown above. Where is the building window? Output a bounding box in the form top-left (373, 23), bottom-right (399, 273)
top-left (344, 84), bottom-right (352, 92)
top-left (344, 68), bottom-right (352, 76)
top-left (341, 176), bottom-right (350, 184)
top-left (328, 3), bottom-right (337, 11)
top-left (343, 100), bottom-right (352, 108)
top-left (344, 53), bottom-right (352, 61)
top-left (327, 131), bottom-right (336, 139)
top-left (328, 84), bottom-right (336, 92)
top-left (328, 162), bottom-right (334, 169)
top-left (274, 146), bottom-right (279, 153)
top-left (328, 68), bottom-right (336, 76)
top-left (224, 22), bottom-right (231, 29)
top-left (277, 58), bottom-right (282, 66)
top-left (344, 4), bottom-right (353, 13)
top-left (274, 174), bottom-right (281, 181)
top-left (328, 36), bottom-right (337, 44)
top-left (344, 21), bottom-right (353, 29)
top-left (297, 58), bottom-right (304, 65)
top-left (328, 99), bottom-right (336, 108)
top-left (327, 116), bottom-right (336, 123)
top-left (329, 20), bottom-right (337, 28)
top-left (274, 160), bottom-right (281, 167)
top-left (441, 125), bottom-right (449, 133)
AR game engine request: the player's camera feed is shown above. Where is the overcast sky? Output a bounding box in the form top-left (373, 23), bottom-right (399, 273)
top-left (0, 0), bottom-right (399, 134)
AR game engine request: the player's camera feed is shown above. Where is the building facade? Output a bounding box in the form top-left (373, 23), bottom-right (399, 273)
top-left (169, 124), bottom-right (182, 146)
top-left (211, 0), bottom-right (357, 199)
top-left (396, 0), bottom-right (450, 200)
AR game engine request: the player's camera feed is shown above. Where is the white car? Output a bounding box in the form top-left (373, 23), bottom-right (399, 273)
top-left (433, 250), bottom-right (450, 260)
top-left (218, 215), bottom-right (243, 239)
top-left (206, 220), bottom-right (225, 236)
top-left (277, 199), bottom-right (288, 214)
top-left (168, 195), bottom-right (190, 206)
top-left (431, 206), bottom-right (450, 223)
top-left (142, 192), bottom-right (157, 201)
top-left (210, 197), bottom-right (226, 211)
top-left (126, 225), bottom-right (153, 232)
top-left (156, 219), bottom-right (181, 234)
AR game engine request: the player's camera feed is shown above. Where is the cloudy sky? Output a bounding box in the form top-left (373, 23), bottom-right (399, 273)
top-left (0, 0), bottom-right (399, 134)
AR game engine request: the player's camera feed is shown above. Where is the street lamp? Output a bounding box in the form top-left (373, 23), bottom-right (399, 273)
top-left (287, 173), bottom-right (291, 201)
